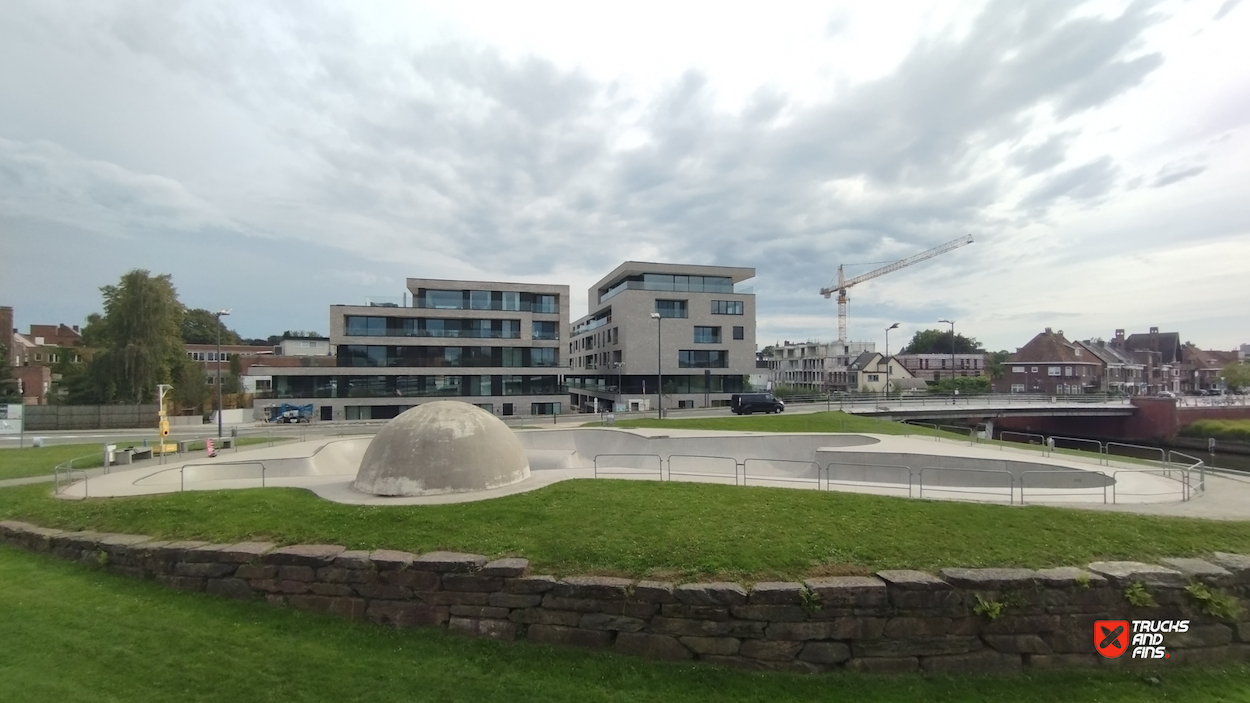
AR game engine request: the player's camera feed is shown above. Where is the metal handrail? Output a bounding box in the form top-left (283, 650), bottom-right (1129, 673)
top-left (1105, 442), bottom-right (1167, 468)
top-left (741, 458), bottom-right (821, 487)
top-left (666, 454), bottom-right (742, 485)
top-left (917, 467), bottom-right (1014, 504)
top-left (132, 461), bottom-right (271, 492)
top-left (592, 454), bottom-right (663, 480)
top-left (823, 461), bottom-right (914, 497)
top-left (903, 422), bottom-right (942, 441)
top-left (937, 424), bottom-right (977, 446)
top-left (1018, 469), bottom-right (1108, 505)
top-left (999, 431), bottom-right (1048, 455)
top-left (1110, 468), bottom-right (1190, 503)
top-left (1047, 436), bottom-right (1107, 465)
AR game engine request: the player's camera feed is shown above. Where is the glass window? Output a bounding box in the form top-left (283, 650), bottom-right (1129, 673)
top-left (533, 294), bottom-right (558, 314)
top-left (530, 402), bottom-right (561, 415)
top-left (425, 290), bottom-right (464, 309)
top-left (470, 290), bottom-right (492, 310)
top-left (531, 347), bottom-right (557, 367)
top-left (733, 326), bottom-right (744, 340)
top-left (1048, 366), bottom-right (1061, 376)
top-left (502, 292), bottom-right (521, 311)
top-left (711, 300), bottom-right (744, 315)
top-left (502, 348), bottom-right (523, 367)
top-left (693, 326), bottom-right (721, 344)
top-left (1012, 366), bottom-right (1025, 373)
top-left (678, 350), bottom-right (728, 368)
top-left (655, 299), bottom-right (688, 318)
top-left (503, 375), bottom-right (523, 396)
top-left (475, 402), bottom-right (495, 413)
top-left (532, 321), bottom-right (558, 340)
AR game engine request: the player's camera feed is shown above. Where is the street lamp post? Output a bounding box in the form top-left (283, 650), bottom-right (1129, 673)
top-left (885, 322), bottom-right (900, 399)
top-left (938, 318), bottom-right (955, 405)
top-left (613, 361), bottom-right (624, 412)
top-left (650, 312), bottom-right (663, 419)
top-left (214, 308), bottom-right (231, 438)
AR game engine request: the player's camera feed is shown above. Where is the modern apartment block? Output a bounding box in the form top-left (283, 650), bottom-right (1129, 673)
top-left (565, 262), bottom-right (756, 412)
top-left (254, 278), bottom-right (569, 421)
top-left (767, 340), bottom-right (876, 392)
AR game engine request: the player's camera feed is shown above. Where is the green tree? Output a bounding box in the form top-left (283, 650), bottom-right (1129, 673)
top-left (986, 350), bottom-right (1011, 380)
top-left (169, 356), bottom-right (210, 414)
top-left (1222, 362), bottom-right (1250, 391)
top-left (928, 376), bottom-right (992, 394)
top-left (899, 329), bottom-right (983, 355)
top-left (86, 270), bottom-right (186, 404)
top-left (0, 344), bottom-right (19, 403)
top-left (181, 308), bottom-right (241, 345)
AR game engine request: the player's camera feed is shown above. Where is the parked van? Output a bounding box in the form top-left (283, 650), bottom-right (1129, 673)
top-left (730, 393), bottom-right (785, 415)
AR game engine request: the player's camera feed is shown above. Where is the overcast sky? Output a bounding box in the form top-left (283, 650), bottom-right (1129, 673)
top-left (2, 0), bottom-right (1247, 352)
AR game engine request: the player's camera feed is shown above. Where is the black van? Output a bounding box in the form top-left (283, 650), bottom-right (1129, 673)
top-left (730, 393), bottom-right (785, 415)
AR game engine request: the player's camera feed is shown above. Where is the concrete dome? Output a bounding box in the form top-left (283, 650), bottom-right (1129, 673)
top-left (352, 401), bottom-right (530, 496)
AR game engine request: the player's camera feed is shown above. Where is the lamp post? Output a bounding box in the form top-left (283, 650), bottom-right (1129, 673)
top-left (613, 361), bottom-right (624, 412)
top-left (938, 319), bottom-right (955, 405)
top-left (885, 322), bottom-right (900, 398)
top-left (214, 308), bottom-right (231, 438)
top-left (650, 312), bottom-right (663, 419)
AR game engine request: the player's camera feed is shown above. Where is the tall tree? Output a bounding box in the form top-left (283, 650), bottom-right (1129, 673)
top-left (169, 356), bottom-right (210, 414)
top-left (1222, 362), bottom-right (1250, 391)
top-left (87, 270), bottom-right (186, 403)
top-left (986, 350), bottom-right (1011, 380)
top-left (0, 343), bottom-right (19, 403)
top-left (899, 329), bottom-right (983, 355)
top-left (181, 308), bottom-right (242, 345)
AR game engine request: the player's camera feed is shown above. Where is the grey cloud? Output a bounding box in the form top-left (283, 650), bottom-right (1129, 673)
top-left (1215, 0), bottom-right (1244, 20)
top-left (0, 0), bottom-right (1182, 339)
top-left (1020, 156), bottom-right (1119, 207)
top-left (1152, 161), bottom-right (1207, 188)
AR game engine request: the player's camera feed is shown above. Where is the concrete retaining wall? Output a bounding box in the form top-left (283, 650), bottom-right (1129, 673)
top-left (3, 520), bottom-right (1249, 674)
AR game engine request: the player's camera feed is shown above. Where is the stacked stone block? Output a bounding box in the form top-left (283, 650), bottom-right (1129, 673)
top-left (4, 519), bottom-right (1249, 675)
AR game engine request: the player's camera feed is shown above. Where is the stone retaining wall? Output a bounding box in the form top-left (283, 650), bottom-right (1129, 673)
top-left (4, 519), bottom-right (1250, 674)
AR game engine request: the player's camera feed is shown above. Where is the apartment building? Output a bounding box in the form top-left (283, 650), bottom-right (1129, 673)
top-left (766, 340), bottom-right (876, 392)
top-left (565, 262), bottom-right (755, 412)
top-left (255, 278), bottom-right (569, 421)
top-left (894, 353), bottom-right (986, 383)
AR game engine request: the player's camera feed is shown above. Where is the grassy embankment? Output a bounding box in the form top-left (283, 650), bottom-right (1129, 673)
top-left (4, 546), bottom-right (1250, 703)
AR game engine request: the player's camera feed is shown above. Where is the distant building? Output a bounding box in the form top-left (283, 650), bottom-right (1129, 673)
top-left (566, 262), bottom-right (756, 412)
top-left (845, 352), bottom-right (919, 393)
top-left (276, 337), bottom-right (333, 357)
top-left (1109, 328), bottom-right (1180, 394)
top-left (1076, 338), bottom-right (1145, 395)
top-left (894, 353), bottom-right (986, 384)
top-left (766, 340), bottom-right (876, 393)
top-left (995, 328), bottom-right (1103, 395)
top-left (256, 277), bottom-right (569, 421)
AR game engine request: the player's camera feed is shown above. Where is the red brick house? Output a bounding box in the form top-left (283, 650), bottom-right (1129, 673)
top-left (993, 328), bottom-right (1104, 395)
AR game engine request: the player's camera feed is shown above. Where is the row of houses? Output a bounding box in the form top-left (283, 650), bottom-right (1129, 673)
top-left (993, 327), bottom-right (1241, 395)
top-left (763, 339), bottom-right (984, 393)
top-left (761, 326), bottom-right (1245, 396)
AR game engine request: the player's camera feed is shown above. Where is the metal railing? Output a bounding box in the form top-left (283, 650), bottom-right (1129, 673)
top-left (133, 461), bottom-right (271, 492)
top-left (1019, 469), bottom-right (1108, 504)
top-left (666, 454), bottom-right (741, 485)
top-left (917, 467), bottom-right (1015, 504)
top-left (742, 458), bottom-right (821, 488)
top-left (1048, 436), bottom-right (1108, 465)
top-left (824, 462), bottom-right (914, 497)
top-left (592, 454), bottom-right (663, 480)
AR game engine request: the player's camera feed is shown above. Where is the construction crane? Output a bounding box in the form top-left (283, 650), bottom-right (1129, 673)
top-left (820, 234), bottom-right (973, 342)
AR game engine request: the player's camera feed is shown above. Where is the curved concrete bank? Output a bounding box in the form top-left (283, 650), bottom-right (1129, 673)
top-left (60, 428), bottom-right (1193, 511)
top-left (3, 520), bottom-right (1249, 675)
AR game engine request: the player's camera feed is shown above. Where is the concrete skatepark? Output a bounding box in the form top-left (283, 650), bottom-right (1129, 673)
top-left (54, 401), bottom-right (1238, 516)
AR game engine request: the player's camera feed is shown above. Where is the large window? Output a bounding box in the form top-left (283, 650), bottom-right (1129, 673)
top-left (338, 345), bottom-right (554, 368)
top-left (1047, 366), bottom-right (1061, 376)
top-left (732, 326), bottom-right (744, 340)
top-left (532, 321), bottom-right (559, 340)
top-left (531, 402), bottom-right (561, 415)
top-left (654, 299), bottom-right (688, 318)
top-left (711, 300), bottom-right (743, 315)
top-left (693, 326), bottom-right (721, 344)
top-left (679, 350), bottom-right (728, 368)
top-left (532, 294), bottom-right (558, 314)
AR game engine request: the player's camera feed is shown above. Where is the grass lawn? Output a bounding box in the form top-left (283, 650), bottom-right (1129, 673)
top-left (5, 478), bottom-right (1250, 581)
top-left (4, 546), bottom-right (1250, 703)
top-left (0, 437), bottom-right (290, 481)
